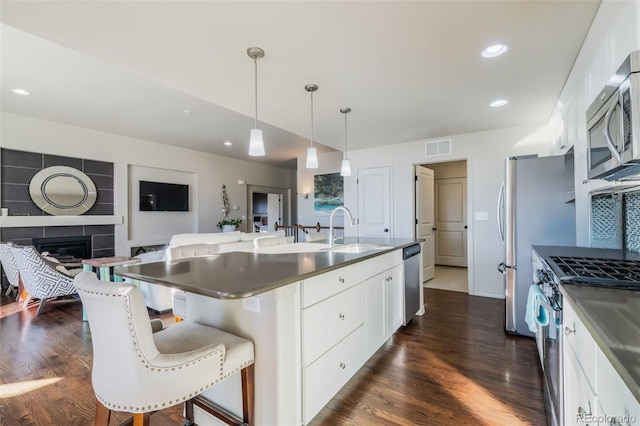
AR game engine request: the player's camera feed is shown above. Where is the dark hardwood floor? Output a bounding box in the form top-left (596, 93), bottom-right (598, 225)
top-left (0, 288), bottom-right (546, 426)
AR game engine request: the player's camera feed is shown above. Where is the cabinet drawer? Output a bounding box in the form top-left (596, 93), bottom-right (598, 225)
top-left (302, 283), bottom-right (365, 366)
top-left (302, 325), bottom-right (366, 424)
top-left (302, 252), bottom-right (399, 308)
top-left (564, 343), bottom-right (597, 426)
top-left (563, 300), bottom-right (596, 391)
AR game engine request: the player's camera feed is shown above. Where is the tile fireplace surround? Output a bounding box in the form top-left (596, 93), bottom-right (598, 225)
top-left (0, 148), bottom-right (116, 288)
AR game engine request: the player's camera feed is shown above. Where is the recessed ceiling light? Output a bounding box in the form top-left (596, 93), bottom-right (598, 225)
top-left (482, 43), bottom-right (509, 58)
top-left (490, 99), bottom-right (509, 107)
top-left (182, 109), bottom-right (191, 114)
top-left (12, 88), bottom-right (30, 96)
top-left (224, 141), bottom-right (232, 146)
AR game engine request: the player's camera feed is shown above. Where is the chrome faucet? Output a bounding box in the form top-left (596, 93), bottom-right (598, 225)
top-left (329, 206), bottom-right (356, 247)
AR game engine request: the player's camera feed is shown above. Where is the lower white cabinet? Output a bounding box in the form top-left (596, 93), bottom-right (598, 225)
top-left (386, 264), bottom-right (404, 334)
top-left (302, 283), bottom-right (365, 367)
top-left (301, 251), bottom-right (404, 424)
top-left (302, 326), bottom-right (366, 424)
top-left (365, 272), bottom-right (387, 357)
top-left (364, 264), bottom-right (404, 359)
top-left (564, 342), bottom-right (598, 425)
top-left (563, 299), bottom-right (640, 426)
top-left (596, 348), bottom-right (640, 426)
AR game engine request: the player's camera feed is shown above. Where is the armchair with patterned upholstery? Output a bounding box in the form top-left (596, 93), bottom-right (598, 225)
top-left (0, 242), bottom-right (21, 298)
top-left (9, 244), bottom-right (79, 315)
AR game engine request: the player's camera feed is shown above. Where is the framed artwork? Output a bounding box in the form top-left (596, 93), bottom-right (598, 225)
top-left (314, 173), bottom-right (344, 216)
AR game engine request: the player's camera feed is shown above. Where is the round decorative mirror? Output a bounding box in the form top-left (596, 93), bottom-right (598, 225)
top-left (29, 166), bottom-right (97, 215)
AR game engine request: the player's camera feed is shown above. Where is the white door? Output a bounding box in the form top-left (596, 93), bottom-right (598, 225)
top-left (415, 166), bottom-right (435, 281)
top-left (435, 177), bottom-right (468, 267)
top-left (267, 193), bottom-right (282, 230)
top-left (357, 166), bottom-right (391, 237)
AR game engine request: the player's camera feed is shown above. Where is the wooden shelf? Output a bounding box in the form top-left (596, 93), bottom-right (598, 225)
top-left (0, 215), bottom-right (123, 228)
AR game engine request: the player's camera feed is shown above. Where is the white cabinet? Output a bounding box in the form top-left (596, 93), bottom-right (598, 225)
top-left (364, 264), bottom-right (404, 359)
top-left (301, 250), bottom-right (404, 424)
top-left (365, 272), bottom-right (386, 357)
top-left (564, 341), bottom-right (598, 425)
top-left (563, 299), bottom-right (640, 426)
top-left (303, 326), bottom-right (366, 423)
top-left (596, 348), bottom-right (640, 426)
top-left (302, 283), bottom-right (365, 366)
top-left (386, 264), bottom-right (404, 335)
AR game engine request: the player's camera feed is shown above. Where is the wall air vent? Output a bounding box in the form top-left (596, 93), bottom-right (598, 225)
top-left (425, 139), bottom-right (452, 157)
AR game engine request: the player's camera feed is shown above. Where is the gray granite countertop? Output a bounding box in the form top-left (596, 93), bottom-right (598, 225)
top-left (560, 284), bottom-right (640, 403)
top-left (117, 237), bottom-right (421, 300)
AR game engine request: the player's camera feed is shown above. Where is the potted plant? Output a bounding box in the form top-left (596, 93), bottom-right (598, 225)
top-left (217, 218), bottom-right (242, 232)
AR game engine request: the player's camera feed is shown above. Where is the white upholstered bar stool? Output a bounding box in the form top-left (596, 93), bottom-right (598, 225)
top-left (166, 243), bottom-right (221, 321)
top-left (74, 272), bottom-right (255, 426)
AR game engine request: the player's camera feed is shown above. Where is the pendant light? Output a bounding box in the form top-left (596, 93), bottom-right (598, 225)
top-left (305, 84), bottom-right (319, 169)
top-left (247, 47), bottom-right (265, 156)
top-left (340, 107), bottom-right (352, 176)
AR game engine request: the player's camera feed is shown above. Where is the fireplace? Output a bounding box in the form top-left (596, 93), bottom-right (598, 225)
top-left (33, 236), bottom-right (92, 260)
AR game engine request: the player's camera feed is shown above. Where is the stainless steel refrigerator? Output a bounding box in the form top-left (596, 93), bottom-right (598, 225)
top-left (497, 154), bottom-right (576, 336)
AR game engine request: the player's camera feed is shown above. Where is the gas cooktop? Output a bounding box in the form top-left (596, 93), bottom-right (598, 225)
top-left (547, 255), bottom-right (640, 289)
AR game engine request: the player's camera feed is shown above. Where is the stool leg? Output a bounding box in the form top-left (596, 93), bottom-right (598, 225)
top-left (133, 413), bottom-right (151, 426)
top-left (184, 399), bottom-right (195, 426)
top-left (94, 400), bottom-right (111, 426)
top-left (241, 364), bottom-right (255, 426)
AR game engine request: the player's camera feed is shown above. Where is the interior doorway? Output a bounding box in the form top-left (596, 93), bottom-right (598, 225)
top-left (415, 159), bottom-right (470, 293)
top-left (247, 185), bottom-right (291, 232)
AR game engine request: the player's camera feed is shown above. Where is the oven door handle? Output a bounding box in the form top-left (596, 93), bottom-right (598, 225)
top-left (603, 91), bottom-right (623, 164)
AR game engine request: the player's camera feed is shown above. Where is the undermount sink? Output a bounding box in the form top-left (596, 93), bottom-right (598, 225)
top-left (326, 243), bottom-right (390, 254)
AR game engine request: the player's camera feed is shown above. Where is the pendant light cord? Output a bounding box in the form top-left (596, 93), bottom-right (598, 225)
top-left (310, 91), bottom-right (314, 148)
top-left (344, 113), bottom-right (348, 159)
top-left (254, 58), bottom-right (258, 129)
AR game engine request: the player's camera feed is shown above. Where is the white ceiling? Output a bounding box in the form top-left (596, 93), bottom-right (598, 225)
top-left (0, 1), bottom-right (601, 169)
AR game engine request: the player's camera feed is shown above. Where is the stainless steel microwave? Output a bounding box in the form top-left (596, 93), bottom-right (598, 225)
top-left (586, 50), bottom-right (640, 181)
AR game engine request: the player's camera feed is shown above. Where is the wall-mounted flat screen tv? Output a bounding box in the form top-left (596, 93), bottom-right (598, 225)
top-left (139, 181), bottom-right (189, 212)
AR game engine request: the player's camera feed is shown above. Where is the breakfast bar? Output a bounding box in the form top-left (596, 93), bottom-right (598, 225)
top-left (118, 237), bottom-right (424, 425)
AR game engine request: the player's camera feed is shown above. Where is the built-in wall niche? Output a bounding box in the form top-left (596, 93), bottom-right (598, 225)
top-left (127, 165), bottom-right (197, 243)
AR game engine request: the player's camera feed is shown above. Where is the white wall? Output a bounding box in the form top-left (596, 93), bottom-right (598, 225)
top-left (1, 111), bottom-right (296, 254)
top-left (345, 123), bottom-right (555, 298)
top-left (296, 151), bottom-right (344, 227)
top-left (548, 0), bottom-right (640, 245)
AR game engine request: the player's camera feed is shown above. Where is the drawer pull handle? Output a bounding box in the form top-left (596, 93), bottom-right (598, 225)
top-left (564, 326), bottom-right (576, 336)
top-left (338, 277), bottom-right (345, 284)
top-left (339, 362), bottom-right (346, 369)
top-left (339, 313), bottom-right (345, 320)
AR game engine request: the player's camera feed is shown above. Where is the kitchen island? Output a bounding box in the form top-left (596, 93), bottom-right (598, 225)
top-left (118, 237), bottom-right (423, 425)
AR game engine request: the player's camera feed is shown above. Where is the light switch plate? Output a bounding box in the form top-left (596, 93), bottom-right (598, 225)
top-left (474, 212), bottom-right (489, 221)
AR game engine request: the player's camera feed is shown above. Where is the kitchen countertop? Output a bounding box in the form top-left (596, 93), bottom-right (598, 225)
top-left (117, 237), bottom-right (421, 300)
top-left (560, 284), bottom-right (640, 403)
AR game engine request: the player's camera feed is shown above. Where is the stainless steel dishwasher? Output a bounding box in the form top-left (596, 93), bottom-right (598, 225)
top-left (403, 244), bottom-right (421, 325)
